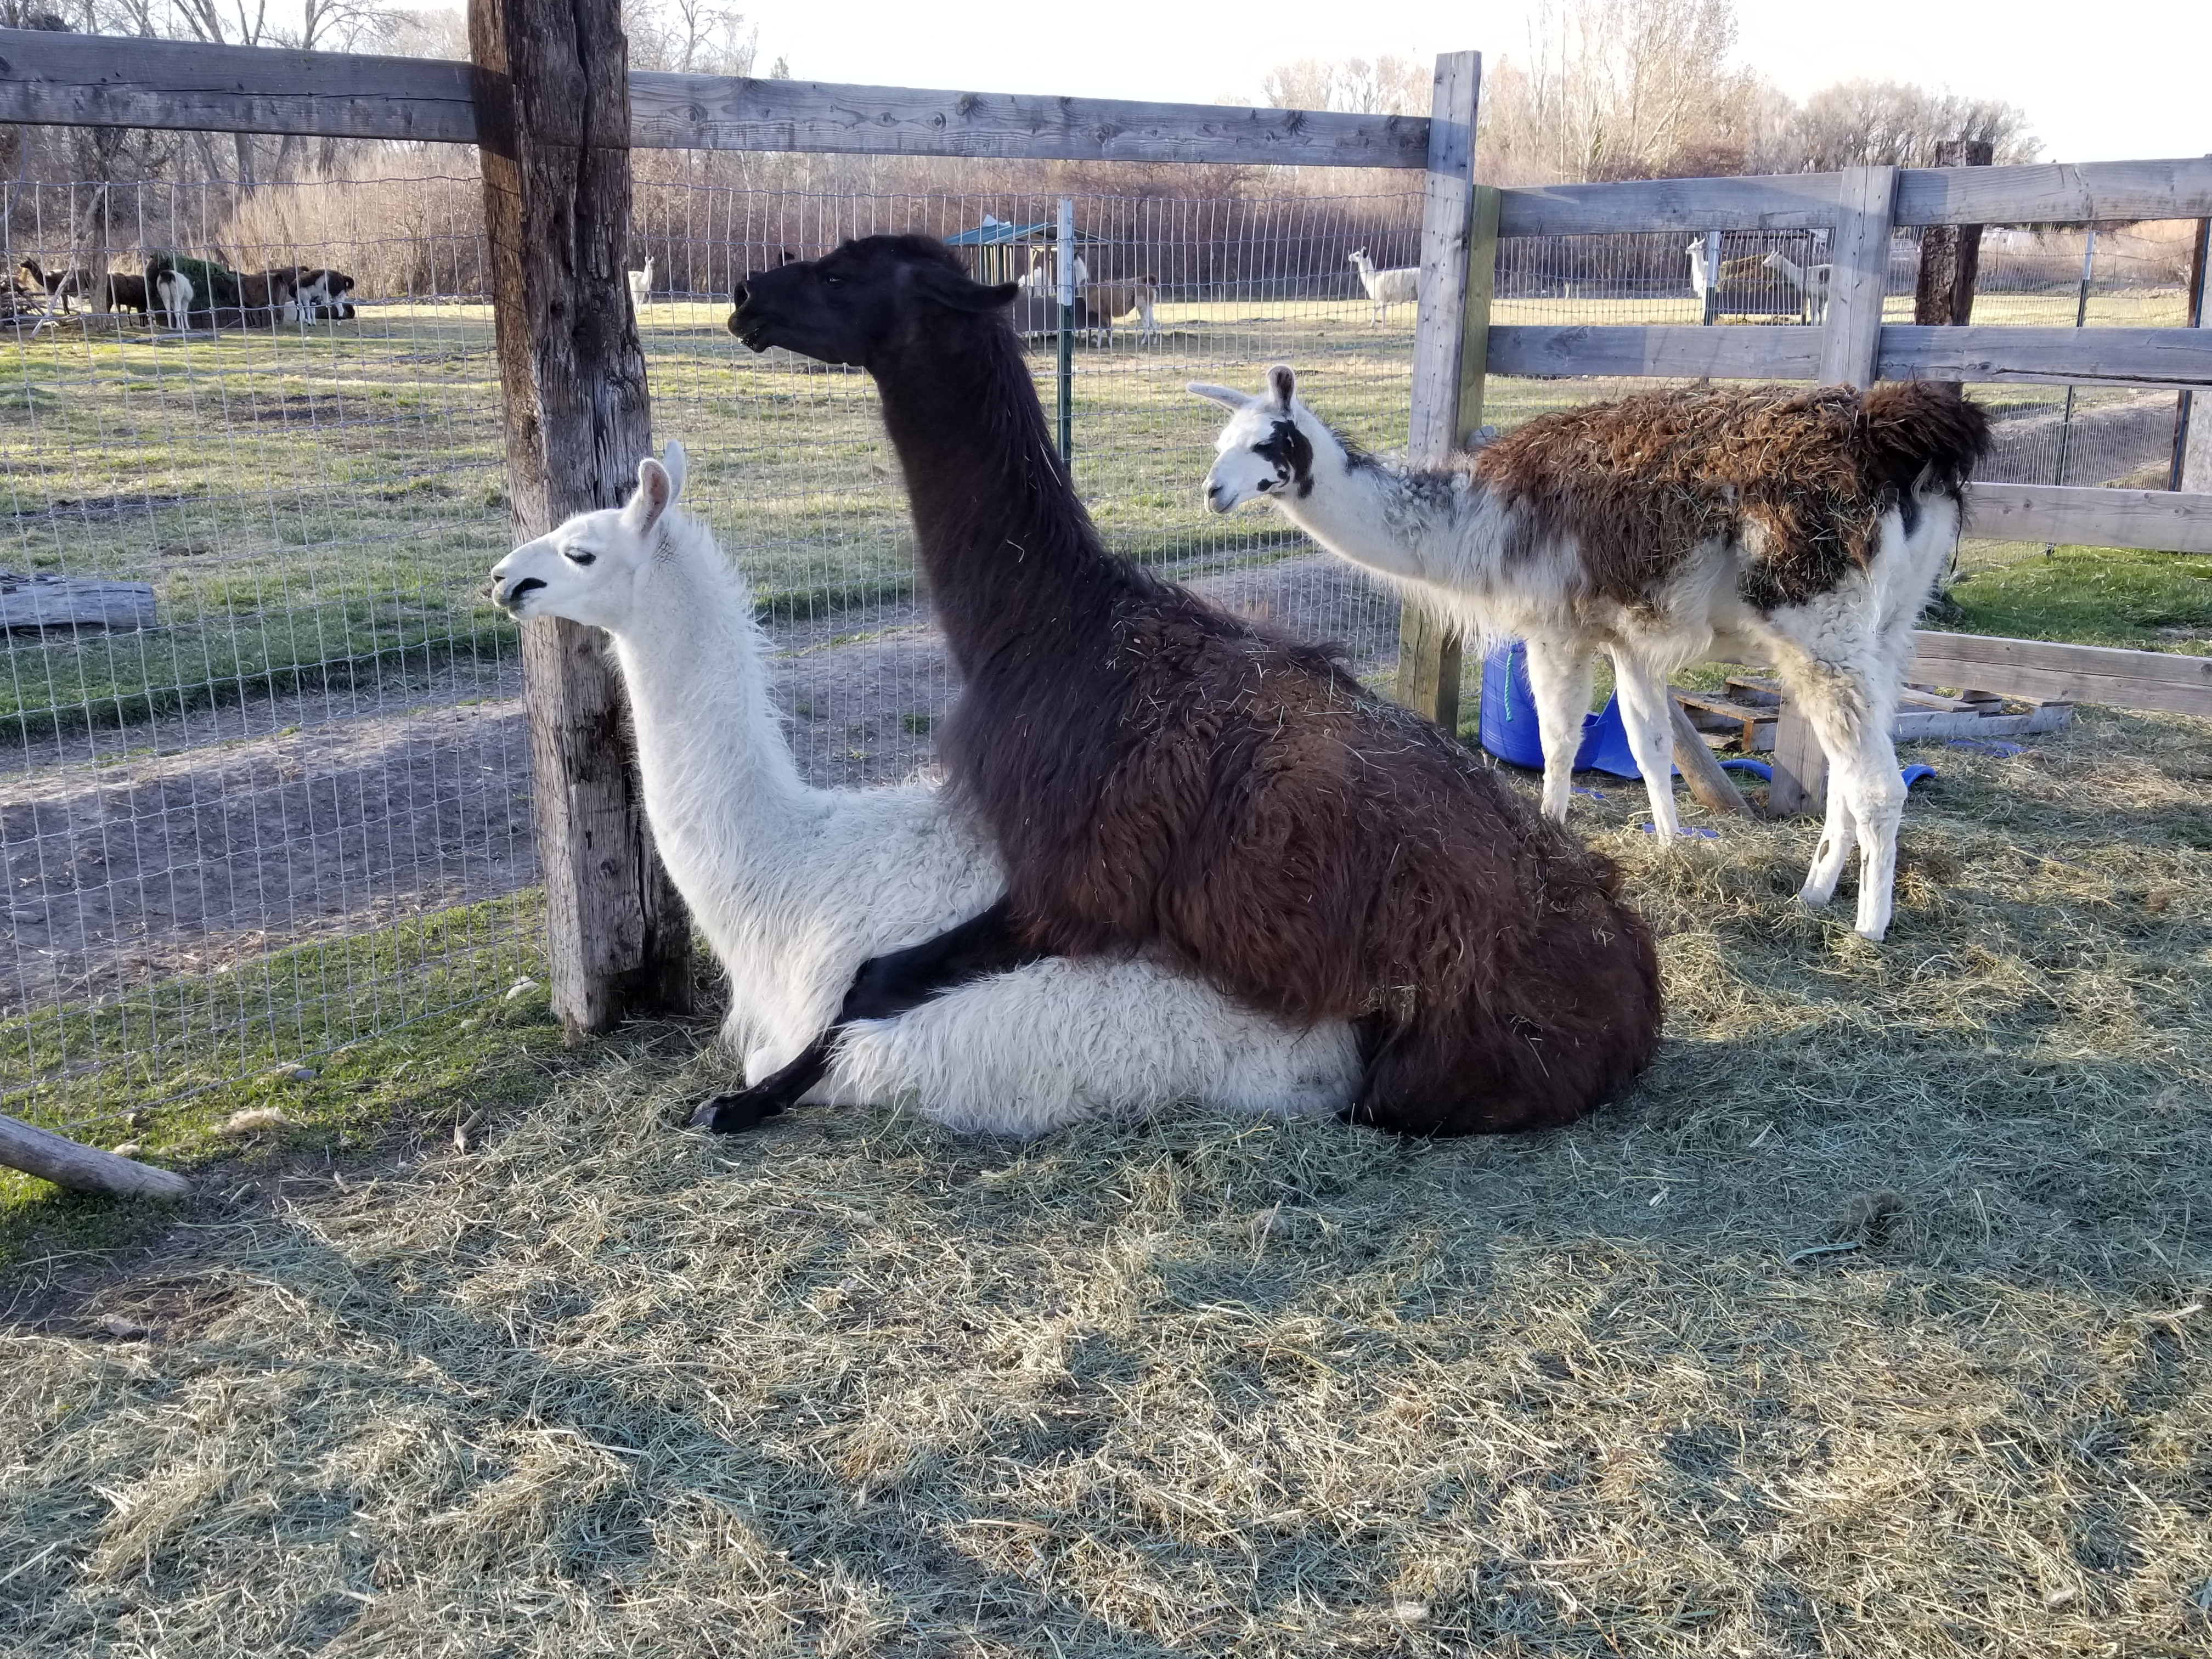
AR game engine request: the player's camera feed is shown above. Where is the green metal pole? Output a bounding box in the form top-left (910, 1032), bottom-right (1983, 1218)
top-left (1056, 196), bottom-right (1074, 465)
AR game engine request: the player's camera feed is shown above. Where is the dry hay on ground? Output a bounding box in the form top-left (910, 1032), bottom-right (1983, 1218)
top-left (2, 707), bottom-right (2209, 1658)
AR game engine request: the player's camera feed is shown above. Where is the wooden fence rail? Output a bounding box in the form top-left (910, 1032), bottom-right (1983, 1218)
top-left (2, 24), bottom-right (2206, 897)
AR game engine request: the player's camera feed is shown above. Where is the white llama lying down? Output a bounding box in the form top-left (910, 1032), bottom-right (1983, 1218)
top-left (1192, 368), bottom-right (1991, 943)
top-left (487, 444), bottom-right (1359, 1135)
top-left (1348, 249), bottom-right (1418, 321)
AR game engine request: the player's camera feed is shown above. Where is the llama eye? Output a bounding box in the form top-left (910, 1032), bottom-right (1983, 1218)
top-left (565, 549), bottom-right (596, 566)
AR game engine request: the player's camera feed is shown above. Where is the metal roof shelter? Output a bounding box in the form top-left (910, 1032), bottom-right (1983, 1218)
top-left (946, 215), bottom-right (1096, 284)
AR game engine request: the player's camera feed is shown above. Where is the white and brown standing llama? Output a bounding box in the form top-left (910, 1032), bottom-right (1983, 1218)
top-left (1193, 368), bottom-right (1991, 942)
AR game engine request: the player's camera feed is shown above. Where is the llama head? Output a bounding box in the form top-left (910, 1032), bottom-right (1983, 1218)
top-left (488, 442), bottom-right (692, 633)
top-left (1189, 365), bottom-right (1318, 514)
top-left (728, 235), bottom-right (1018, 367)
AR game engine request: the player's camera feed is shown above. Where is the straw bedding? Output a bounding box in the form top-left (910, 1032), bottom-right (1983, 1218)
top-left (2, 707), bottom-right (2208, 1657)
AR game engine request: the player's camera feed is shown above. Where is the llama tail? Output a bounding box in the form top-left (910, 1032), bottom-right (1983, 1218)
top-left (1858, 381), bottom-right (1991, 505)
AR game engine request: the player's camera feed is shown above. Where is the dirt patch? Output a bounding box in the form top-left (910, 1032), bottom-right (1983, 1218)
top-left (1, 698), bottom-right (537, 1016)
top-left (0, 555), bottom-right (1398, 1014)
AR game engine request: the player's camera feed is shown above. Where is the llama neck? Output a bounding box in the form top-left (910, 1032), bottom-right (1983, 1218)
top-left (606, 524), bottom-right (805, 822)
top-left (867, 323), bottom-right (1119, 672)
top-left (1275, 413), bottom-right (1508, 595)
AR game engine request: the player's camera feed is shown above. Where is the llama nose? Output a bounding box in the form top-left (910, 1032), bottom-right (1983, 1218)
top-left (732, 280), bottom-right (749, 307)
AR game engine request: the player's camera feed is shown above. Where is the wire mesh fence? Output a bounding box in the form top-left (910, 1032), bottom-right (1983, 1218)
top-left (2, 164), bottom-right (529, 1137)
top-left (2, 143), bottom-right (2202, 1139)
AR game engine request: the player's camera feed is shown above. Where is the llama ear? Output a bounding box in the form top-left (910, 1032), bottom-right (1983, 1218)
top-left (1186, 381), bottom-right (1255, 411)
top-left (904, 261), bottom-right (1018, 313)
top-left (624, 455), bottom-right (674, 536)
top-left (1267, 364), bottom-right (1297, 408)
top-left (661, 441), bottom-right (688, 505)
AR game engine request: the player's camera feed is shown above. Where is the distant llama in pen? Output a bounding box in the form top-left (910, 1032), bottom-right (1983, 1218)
top-left (1194, 368), bottom-right (1989, 942)
top-left (1348, 249), bottom-right (1418, 323)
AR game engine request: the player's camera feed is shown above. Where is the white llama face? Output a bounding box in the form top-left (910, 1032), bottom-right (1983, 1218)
top-left (1189, 366), bottom-right (1311, 514)
top-left (488, 445), bottom-right (687, 632)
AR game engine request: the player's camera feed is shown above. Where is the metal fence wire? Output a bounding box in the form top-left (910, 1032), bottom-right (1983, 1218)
top-left (2, 148), bottom-right (2202, 1137)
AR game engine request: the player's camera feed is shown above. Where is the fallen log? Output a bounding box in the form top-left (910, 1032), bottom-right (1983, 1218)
top-left (0, 1111), bottom-right (190, 1198)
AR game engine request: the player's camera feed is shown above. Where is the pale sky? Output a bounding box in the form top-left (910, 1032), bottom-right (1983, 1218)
top-left (747, 0), bottom-right (2208, 166)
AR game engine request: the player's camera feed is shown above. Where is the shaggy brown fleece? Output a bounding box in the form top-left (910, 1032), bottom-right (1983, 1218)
top-left (731, 236), bottom-right (1662, 1136)
top-left (1475, 382), bottom-right (1991, 612)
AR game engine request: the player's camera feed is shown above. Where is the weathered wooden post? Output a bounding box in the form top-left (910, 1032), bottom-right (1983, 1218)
top-left (1771, 163), bottom-right (1898, 817)
top-left (2173, 190), bottom-right (2210, 495)
top-left (0, 1113), bottom-right (189, 1199)
top-left (1396, 49), bottom-right (1487, 732)
top-left (470, 0), bottom-right (691, 1039)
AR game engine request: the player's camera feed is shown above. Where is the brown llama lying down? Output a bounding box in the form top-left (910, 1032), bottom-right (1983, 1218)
top-left (727, 235), bottom-right (1663, 1136)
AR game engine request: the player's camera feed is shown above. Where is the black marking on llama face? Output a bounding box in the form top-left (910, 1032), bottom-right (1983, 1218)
top-left (1254, 419), bottom-right (1316, 498)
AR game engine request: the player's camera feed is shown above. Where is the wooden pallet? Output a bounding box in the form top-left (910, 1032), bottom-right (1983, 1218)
top-left (1671, 674), bottom-right (2075, 754)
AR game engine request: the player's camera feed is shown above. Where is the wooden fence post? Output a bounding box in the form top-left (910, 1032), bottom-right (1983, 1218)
top-left (1913, 138), bottom-right (1990, 396)
top-left (1396, 49), bottom-right (1485, 731)
top-left (1775, 163), bottom-right (1899, 816)
top-left (2175, 192), bottom-right (2210, 495)
top-left (471, 0), bottom-right (692, 1040)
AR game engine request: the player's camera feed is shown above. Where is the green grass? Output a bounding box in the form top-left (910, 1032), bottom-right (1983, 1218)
top-left (0, 892), bottom-right (548, 1274)
top-left (4, 290), bottom-right (2196, 742)
top-left (1946, 545), bottom-right (2212, 650)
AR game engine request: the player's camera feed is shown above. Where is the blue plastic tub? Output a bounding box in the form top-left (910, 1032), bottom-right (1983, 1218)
top-left (1479, 640), bottom-right (1668, 781)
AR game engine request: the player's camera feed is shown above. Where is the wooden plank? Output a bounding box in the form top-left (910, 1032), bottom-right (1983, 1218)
top-left (1668, 695), bottom-right (1751, 816)
top-left (475, 0), bottom-right (691, 1041)
top-left (1767, 699), bottom-right (1827, 815)
top-left (1487, 323), bottom-right (1819, 381)
top-left (1819, 165), bottom-right (1896, 388)
top-left (1497, 173), bottom-right (1842, 236)
top-left (0, 571), bottom-right (155, 630)
top-left (1894, 157), bottom-right (2212, 227)
top-left (0, 1111), bottom-right (189, 1199)
top-left (1880, 325), bottom-right (2212, 390)
top-left (1395, 50), bottom-right (1481, 729)
top-left (1909, 630), bottom-right (2212, 717)
top-left (1963, 482), bottom-right (2212, 555)
top-left (0, 28), bottom-right (1429, 168)
top-left (0, 26), bottom-right (477, 142)
top-left (1892, 707), bottom-right (2074, 740)
top-left (627, 72), bottom-right (1428, 166)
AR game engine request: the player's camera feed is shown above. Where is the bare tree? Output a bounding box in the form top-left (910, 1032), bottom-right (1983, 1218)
top-left (1262, 57), bottom-right (1431, 117)
top-left (1784, 80), bottom-right (2039, 172)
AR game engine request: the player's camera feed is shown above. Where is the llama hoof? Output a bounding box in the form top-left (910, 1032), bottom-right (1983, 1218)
top-left (1796, 884), bottom-right (1834, 911)
top-left (689, 1092), bottom-right (789, 1133)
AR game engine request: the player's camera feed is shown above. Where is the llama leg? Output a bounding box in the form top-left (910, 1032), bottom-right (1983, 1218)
top-left (1607, 651), bottom-right (1681, 841)
top-left (690, 899), bottom-right (1048, 1132)
top-left (1799, 766), bottom-right (1858, 909)
top-left (1521, 640), bottom-right (1594, 823)
top-left (1786, 672), bottom-right (1906, 938)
